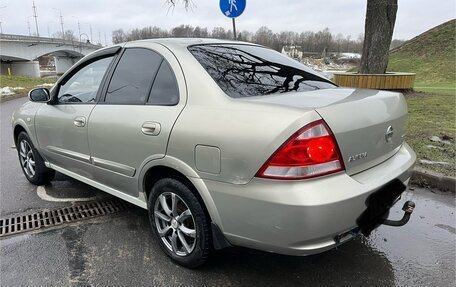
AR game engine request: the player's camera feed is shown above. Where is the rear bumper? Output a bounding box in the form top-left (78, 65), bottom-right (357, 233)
top-left (205, 143), bottom-right (416, 255)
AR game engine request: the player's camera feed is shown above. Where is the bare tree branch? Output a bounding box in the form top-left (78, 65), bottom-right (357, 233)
top-left (166, 0), bottom-right (196, 11)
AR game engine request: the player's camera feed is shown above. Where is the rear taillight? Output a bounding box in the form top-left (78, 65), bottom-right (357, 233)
top-left (256, 120), bottom-right (345, 180)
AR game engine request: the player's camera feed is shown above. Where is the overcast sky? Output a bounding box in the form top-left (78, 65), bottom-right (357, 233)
top-left (1, 0), bottom-right (454, 44)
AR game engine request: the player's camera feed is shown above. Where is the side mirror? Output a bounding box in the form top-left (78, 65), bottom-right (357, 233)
top-left (28, 87), bottom-right (51, 103)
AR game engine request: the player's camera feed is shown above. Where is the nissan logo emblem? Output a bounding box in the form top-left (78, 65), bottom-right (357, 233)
top-left (385, 126), bottom-right (394, 143)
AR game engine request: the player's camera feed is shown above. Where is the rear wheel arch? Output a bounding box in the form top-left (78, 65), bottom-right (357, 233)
top-left (143, 165), bottom-right (212, 220)
top-left (141, 161), bottom-right (227, 245)
top-left (139, 156), bottom-right (225, 233)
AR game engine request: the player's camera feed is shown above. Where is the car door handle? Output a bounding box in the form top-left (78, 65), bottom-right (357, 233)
top-left (73, 116), bottom-right (86, 127)
top-left (141, 122), bottom-right (161, 136)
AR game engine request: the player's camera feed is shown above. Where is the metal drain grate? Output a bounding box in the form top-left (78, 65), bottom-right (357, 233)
top-left (0, 199), bottom-right (129, 238)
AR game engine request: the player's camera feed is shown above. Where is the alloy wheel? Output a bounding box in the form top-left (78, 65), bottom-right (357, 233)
top-left (154, 192), bottom-right (197, 257)
top-left (19, 140), bottom-right (35, 178)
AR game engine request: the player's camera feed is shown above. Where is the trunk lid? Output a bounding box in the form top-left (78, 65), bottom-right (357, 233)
top-left (243, 88), bottom-right (407, 175)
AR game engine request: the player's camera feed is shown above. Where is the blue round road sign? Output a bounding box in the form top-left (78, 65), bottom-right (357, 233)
top-left (220, 0), bottom-right (246, 18)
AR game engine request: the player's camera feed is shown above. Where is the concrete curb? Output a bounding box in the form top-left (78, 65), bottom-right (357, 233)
top-left (411, 167), bottom-right (455, 193)
top-left (0, 93), bottom-right (27, 103)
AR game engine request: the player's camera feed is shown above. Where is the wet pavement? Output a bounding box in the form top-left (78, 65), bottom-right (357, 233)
top-left (1, 188), bottom-right (454, 287)
top-left (1, 97), bottom-right (455, 286)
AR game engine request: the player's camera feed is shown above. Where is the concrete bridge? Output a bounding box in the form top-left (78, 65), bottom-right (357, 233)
top-left (0, 34), bottom-right (102, 77)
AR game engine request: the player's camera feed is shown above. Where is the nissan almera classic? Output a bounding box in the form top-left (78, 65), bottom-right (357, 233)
top-left (12, 39), bottom-right (416, 268)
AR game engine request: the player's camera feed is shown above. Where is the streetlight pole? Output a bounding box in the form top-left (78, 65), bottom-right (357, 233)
top-left (47, 21), bottom-right (54, 38)
top-left (80, 33), bottom-right (89, 44)
top-left (0, 6), bottom-right (6, 34)
top-left (27, 16), bottom-right (33, 36)
top-left (89, 24), bottom-right (93, 43)
top-left (32, 1), bottom-right (39, 37)
top-left (71, 16), bottom-right (81, 40)
top-left (53, 8), bottom-right (64, 39)
top-left (78, 21), bottom-right (81, 42)
top-left (71, 16), bottom-right (82, 51)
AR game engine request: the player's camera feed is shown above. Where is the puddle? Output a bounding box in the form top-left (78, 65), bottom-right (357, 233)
top-left (365, 189), bottom-right (455, 286)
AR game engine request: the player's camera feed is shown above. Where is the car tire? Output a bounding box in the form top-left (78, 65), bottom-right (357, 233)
top-left (17, 131), bottom-right (55, 185)
top-left (148, 178), bottom-right (211, 268)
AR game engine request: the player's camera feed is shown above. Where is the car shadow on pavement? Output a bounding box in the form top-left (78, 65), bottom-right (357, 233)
top-left (125, 206), bottom-right (395, 287)
top-left (1, 205), bottom-right (395, 287)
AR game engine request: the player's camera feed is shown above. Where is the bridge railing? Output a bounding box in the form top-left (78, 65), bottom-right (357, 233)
top-left (0, 33), bottom-right (102, 49)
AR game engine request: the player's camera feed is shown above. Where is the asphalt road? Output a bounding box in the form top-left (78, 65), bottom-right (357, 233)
top-left (1, 97), bottom-right (455, 287)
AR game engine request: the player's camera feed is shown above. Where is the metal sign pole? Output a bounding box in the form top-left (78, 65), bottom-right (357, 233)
top-left (232, 18), bottom-right (237, 40)
top-left (220, 0), bottom-right (245, 41)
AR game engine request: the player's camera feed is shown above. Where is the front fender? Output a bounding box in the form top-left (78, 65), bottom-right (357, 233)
top-left (12, 101), bottom-right (42, 148)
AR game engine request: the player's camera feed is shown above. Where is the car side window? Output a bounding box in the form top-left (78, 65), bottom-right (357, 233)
top-left (148, 61), bottom-right (179, 105)
top-left (57, 56), bottom-right (114, 103)
top-left (105, 48), bottom-right (162, 105)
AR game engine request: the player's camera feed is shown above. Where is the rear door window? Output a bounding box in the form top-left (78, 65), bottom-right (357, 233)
top-left (105, 48), bottom-right (162, 104)
top-left (188, 44), bottom-right (335, 98)
top-left (148, 61), bottom-right (179, 105)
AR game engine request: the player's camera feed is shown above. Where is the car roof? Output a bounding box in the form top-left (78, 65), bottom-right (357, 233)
top-left (121, 38), bottom-right (260, 49)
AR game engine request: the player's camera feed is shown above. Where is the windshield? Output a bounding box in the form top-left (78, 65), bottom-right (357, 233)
top-left (188, 44), bottom-right (336, 98)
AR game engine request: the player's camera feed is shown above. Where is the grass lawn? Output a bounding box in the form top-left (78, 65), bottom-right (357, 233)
top-left (405, 91), bottom-right (455, 177)
top-left (0, 75), bottom-right (55, 95)
top-left (413, 82), bottom-right (456, 96)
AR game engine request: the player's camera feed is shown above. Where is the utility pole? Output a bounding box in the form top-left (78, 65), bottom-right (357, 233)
top-left (90, 24), bottom-right (93, 43)
top-left (104, 32), bottom-right (107, 46)
top-left (32, 1), bottom-right (39, 37)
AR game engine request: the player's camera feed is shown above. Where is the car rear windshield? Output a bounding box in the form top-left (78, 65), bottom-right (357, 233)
top-left (188, 44), bottom-right (336, 98)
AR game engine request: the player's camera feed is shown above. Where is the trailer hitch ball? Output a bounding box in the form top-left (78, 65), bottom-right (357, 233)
top-left (402, 200), bottom-right (415, 214)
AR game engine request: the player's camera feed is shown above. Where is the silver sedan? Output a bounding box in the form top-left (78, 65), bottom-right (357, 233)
top-left (12, 39), bottom-right (416, 268)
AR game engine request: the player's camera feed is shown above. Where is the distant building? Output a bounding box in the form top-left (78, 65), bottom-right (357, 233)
top-left (281, 45), bottom-right (303, 59)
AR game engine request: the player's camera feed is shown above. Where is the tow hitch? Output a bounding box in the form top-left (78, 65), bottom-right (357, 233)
top-left (357, 180), bottom-right (416, 236)
top-left (381, 200), bottom-right (416, 227)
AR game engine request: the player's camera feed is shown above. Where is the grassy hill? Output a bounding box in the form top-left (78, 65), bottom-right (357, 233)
top-left (388, 19), bottom-right (455, 93)
top-left (388, 20), bottom-right (455, 176)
